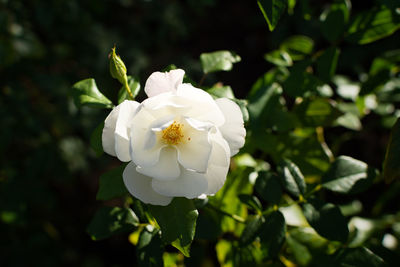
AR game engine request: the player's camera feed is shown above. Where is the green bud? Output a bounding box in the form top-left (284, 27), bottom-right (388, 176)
top-left (109, 46), bottom-right (128, 85)
top-left (109, 46), bottom-right (134, 99)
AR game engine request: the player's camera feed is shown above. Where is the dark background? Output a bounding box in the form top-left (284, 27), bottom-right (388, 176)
top-left (1, 0), bottom-right (398, 266)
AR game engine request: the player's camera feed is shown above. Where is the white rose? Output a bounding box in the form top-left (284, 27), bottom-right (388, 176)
top-left (102, 69), bottom-right (246, 206)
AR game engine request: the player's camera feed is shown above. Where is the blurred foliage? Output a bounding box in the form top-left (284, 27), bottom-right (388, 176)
top-left (2, 0), bottom-right (400, 266)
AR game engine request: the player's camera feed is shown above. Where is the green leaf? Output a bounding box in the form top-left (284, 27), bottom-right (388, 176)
top-left (320, 0), bottom-right (350, 43)
top-left (257, 0), bottom-right (287, 31)
top-left (322, 156), bottom-right (378, 194)
top-left (71, 78), bottom-right (113, 109)
top-left (280, 35), bottom-right (314, 60)
top-left (336, 112), bottom-right (362, 131)
top-left (137, 226), bottom-right (164, 267)
top-left (200, 50), bottom-right (241, 74)
top-left (259, 211), bottom-right (286, 258)
top-left (255, 171), bottom-right (282, 205)
top-left (90, 122), bottom-right (104, 157)
top-left (283, 61), bottom-right (321, 97)
top-left (316, 47), bottom-right (340, 82)
top-left (279, 158), bottom-right (306, 198)
top-left (240, 215), bottom-right (264, 246)
top-left (96, 164), bottom-right (128, 201)
top-left (302, 199), bottom-right (349, 242)
top-left (286, 234), bottom-right (312, 266)
top-left (118, 76), bottom-right (141, 103)
top-left (87, 206), bottom-right (139, 240)
top-left (207, 85), bottom-right (235, 99)
top-left (148, 198), bottom-right (198, 257)
top-left (238, 194), bottom-right (263, 211)
top-left (345, 6), bottom-right (400, 45)
top-left (334, 247), bottom-right (385, 267)
top-left (294, 98), bottom-right (343, 127)
top-left (383, 117), bottom-right (400, 183)
top-left (264, 50), bottom-right (293, 66)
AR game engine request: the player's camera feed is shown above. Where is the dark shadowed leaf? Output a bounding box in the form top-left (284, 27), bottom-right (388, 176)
top-left (383, 117), bottom-right (400, 183)
top-left (320, 0), bottom-right (350, 43)
top-left (259, 211), bottom-right (286, 258)
top-left (294, 98), bottom-right (343, 127)
top-left (316, 47), bottom-right (340, 82)
top-left (255, 171), bottom-right (282, 205)
top-left (148, 198), bottom-right (198, 257)
top-left (137, 226), bottom-right (164, 267)
top-left (345, 6), bottom-right (400, 45)
top-left (257, 0), bottom-right (287, 31)
top-left (96, 164), bottom-right (128, 201)
top-left (71, 78), bottom-right (113, 108)
top-left (200, 51), bottom-right (241, 74)
top-left (87, 206), bottom-right (139, 240)
top-left (279, 159), bottom-right (306, 198)
top-left (286, 234), bottom-right (312, 266)
top-left (333, 247), bottom-right (385, 267)
top-left (240, 215), bottom-right (264, 246)
top-left (302, 198), bottom-right (348, 242)
top-left (90, 122), bottom-right (104, 157)
top-left (322, 156), bottom-right (378, 194)
top-left (238, 194), bottom-right (263, 212)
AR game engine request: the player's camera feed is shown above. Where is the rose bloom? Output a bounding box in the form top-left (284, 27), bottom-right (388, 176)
top-left (102, 69), bottom-right (246, 206)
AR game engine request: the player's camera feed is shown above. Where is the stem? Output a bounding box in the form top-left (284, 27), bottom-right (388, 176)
top-left (124, 80), bottom-right (134, 100)
top-left (316, 126), bottom-right (334, 163)
top-left (207, 203), bottom-right (245, 223)
top-left (199, 73), bottom-right (207, 87)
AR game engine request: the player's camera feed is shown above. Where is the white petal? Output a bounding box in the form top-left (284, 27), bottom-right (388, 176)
top-left (136, 146), bottom-right (180, 180)
top-left (152, 167), bottom-right (208, 199)
top-left (204, 134), bottom-right (231, 195)
top-left (215, 98), bottom-right (246, 156)
top-left (176, 118), bottom-right (212, 173)
top-left (144, 69), bottom-right (185, 97)
top-left (123, 162), bottom-right (173, 206)
top-left (115, 100), bottom-right (140, 162)
top-left (176, 84), bottom-right (225, 126)
top-left (129, 107), bottom-right (165, 167)
top-left (102, 104), bottom-right (122, 157)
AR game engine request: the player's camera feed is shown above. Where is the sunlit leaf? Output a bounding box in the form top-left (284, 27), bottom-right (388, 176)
top-left (264, 50), bottom-right (293, 66)
top-left (280, 35), bottom-right (314, 60)
top-left (96, 164), bottom-right (128, 201)
top-left (200, 51), bottom-right (241, 74)
top-left (294, 98), bottom-right (343, 127)
top-left (286, 234), bottom-right (312, 266)
top-left (87, 206), bottom-right (139, 240)
top-left (71, 78), bottom-right (113, 109)
top-left (148, 198), bottom-right (198, 257)
top-left (257, 0), bottom-right (287, 31)
top-left (345, 6), bottom-right (400, 45)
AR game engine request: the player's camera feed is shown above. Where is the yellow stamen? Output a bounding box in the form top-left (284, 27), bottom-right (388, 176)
top-left (162, 121), bottom-right (184, 145)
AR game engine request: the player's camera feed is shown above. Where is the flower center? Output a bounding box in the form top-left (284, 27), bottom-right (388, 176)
top-left (162, 121), bottom-right (184, 145)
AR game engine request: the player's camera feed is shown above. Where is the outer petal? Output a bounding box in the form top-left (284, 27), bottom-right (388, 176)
top-left (151, 167), bottom-right (208, 199)
top-left (136, 146), bottom-right (180, 180)
top-left (215, 98), bottom-right (246, 156)
top-left (115, 100), bottom-right (140, 162)
top-left (204, 132), bottom-right (231, 195)
top-left (144, 69), bottom-right (185, 97)
top-left (123, 162), bottom-right (173, 206)
top-left (177, 84), bottom-right (225, 126)
top-left (102, 104), bottom-right (121, 157)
